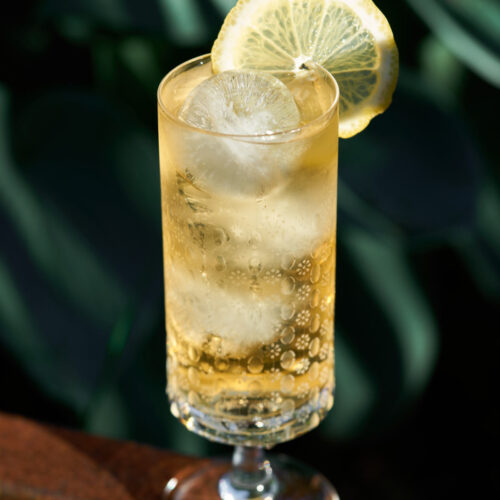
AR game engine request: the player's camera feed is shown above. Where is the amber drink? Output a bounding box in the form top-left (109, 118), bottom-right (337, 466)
top-left (158, 55), bottom-right (339, 447)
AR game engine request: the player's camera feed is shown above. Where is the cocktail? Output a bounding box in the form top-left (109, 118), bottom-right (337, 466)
top-left (158, 0), bottom-right (398, 498)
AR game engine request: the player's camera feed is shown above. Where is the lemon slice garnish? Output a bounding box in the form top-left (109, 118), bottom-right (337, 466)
top-left (212, 0), bottom-right (398, 138)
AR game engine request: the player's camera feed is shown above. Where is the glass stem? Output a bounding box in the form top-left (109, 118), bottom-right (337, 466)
top-left (218, 446), bottom-right (278, 499)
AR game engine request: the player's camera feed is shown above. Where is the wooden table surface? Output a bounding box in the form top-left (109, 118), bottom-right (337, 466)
top-left (0, 412), bottom-right (209, 499)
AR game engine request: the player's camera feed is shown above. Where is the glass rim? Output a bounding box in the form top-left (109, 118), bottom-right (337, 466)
top-left (157, 53), bottom-right (340, 141)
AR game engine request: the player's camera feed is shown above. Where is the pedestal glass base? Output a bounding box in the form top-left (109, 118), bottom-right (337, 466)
top-left (164, 454), bottom-right (339, 500)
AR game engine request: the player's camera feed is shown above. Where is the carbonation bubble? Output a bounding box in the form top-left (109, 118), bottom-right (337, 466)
top-left (280, 326), bottom-right (295, 345)
top-left (280, 304), bottom-right (295, 321)
top-left (280, 350), bottom-right (296, 370)
top-left (280, 276), bottom-right (295, 295)
top-left (281, 374), bottom-right (295, 393)
top-left (309, 337), bottom-right (320, 357)
top-left (309, 314), bottom-right (321, 334)
top-left (310, 263), bottom-right (321, 283)
top-left (248, 356), bottom-right (264, 374)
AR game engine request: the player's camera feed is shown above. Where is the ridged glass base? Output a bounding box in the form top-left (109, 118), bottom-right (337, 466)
top-left (171, 387), bottom-right (333, 448)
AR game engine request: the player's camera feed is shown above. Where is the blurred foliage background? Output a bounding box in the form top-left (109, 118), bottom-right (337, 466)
top-left (0, 0), bottom-right (499, 498)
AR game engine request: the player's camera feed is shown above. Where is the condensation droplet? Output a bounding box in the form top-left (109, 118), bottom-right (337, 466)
top-left (280, 276), bottom-right (295, 295)
top-left (280, 303), bottom-right (295, 321)
top-left (248, 257), bottom-right (262, 275)
top-left (309, 314), bottom-right (321, 333)
top-left (281, 374), bottom-right (295, 393)
top-left (309, 337), bottom-right (320, 357)
top-left (309, 289), bottom-right (321, 308)
top-left (310, 264), bottom-right (321, 283)
top-left (280, 350), bottom-right (296, 370)
top-left (280, 326), bottom-right (295, 345)
top-left (281, 398), bottom-right (295, 417)
top-left (188, 345), bottom-right (201, 362)
top-left (281, 254), bottom-right (296, 271)
top-left (248, 356), bottom-right (264, 374)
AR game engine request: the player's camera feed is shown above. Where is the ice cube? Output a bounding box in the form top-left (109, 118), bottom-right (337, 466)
top-left (177, 71), bottom-right (303, 197)
top-left (166, 266), bottom-right (284, 357)
top-left (184, 164), bottom-right (337, 268)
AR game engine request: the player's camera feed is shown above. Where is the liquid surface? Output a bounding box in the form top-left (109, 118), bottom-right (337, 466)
top-left (159, 59), bottom-right (338, 446)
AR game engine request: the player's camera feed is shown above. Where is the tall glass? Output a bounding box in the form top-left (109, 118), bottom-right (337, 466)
top-left (158, 54), bottom-right (339, 499)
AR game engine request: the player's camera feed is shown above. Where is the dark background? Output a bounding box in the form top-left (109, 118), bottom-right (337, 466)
top-left (1, 0), bottom-right (499, 498)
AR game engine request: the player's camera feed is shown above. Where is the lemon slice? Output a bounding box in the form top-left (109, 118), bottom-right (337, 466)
top-left (212, 0), bottom-right (398, 138)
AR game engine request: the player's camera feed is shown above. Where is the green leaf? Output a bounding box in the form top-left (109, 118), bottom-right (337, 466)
top-left (42, 0), bottom-right (220, 44)
top-left (210, 0), bottom-right (237, 15)
top-left (419, 35), bottom-right (466, 109)
top-left (326, 330), bottom-right (377, 438)
top-left (323, 228), bottom-right (439, 437)
top-left (42, 0), bottom-right (131, 30)
top-left (85, 387), bottom-right (130, 438)
top-left (454, 181), bottom-right (500, 298)
top-left (0, 255), bottom-right (88, 410)
top-left (343, 229), bottom-right (438, 397)
top-left (407, 0), bottom-right (500, 87)
top-left (445, 0), bottom-right (500, 47)
top-left (158, 0), bottom-right (208, 45)
top-left (111, 130), bottom-right (161, 225)
top-left (339, 67), bottom-right (481, 236)
top-left (117, 38), bottom-right (163, 93)
top-left (0, 88), bottom-right (128, 326)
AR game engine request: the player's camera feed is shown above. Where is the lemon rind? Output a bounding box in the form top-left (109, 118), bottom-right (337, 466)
top-left (212, 0), bottom-right (399, 138)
